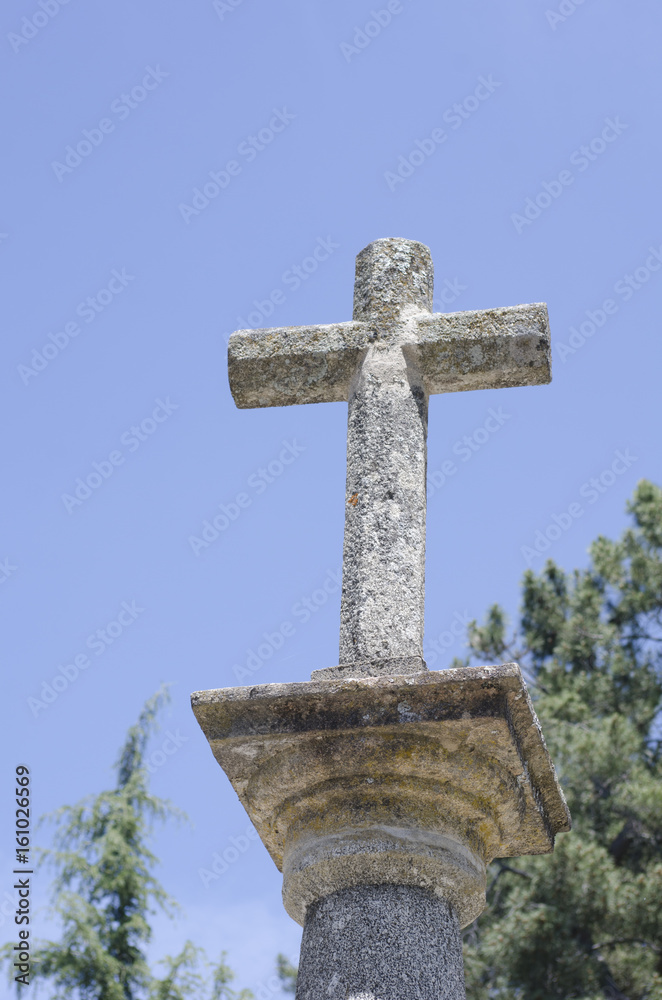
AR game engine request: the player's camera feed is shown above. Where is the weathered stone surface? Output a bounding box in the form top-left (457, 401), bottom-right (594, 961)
top-left (412, 303), bottom-right (551, 394)
top-left (312, 654), bottom-right (426, 681)
top-left (340, 244), bottom-right (431, 663)
top-left (191, 663), bottom-right (570, 928)
top-left (284, 821), bottom-right (486, 930)
top-left (227, 237), bottom-right (550, 412)
top-left (296, 884), bottom-right (465, 1000)
top-left (228, 321), bottom-right (368, 409)
top-left (352, 238), bottom-right (434, 326)
top-left (227, 301), bottom-right (550, 410)
top-left (227, 239), bottom-right (550, 668)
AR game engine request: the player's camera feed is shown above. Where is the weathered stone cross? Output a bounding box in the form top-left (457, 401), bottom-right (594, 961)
top-left (193, 238), bottom-right (566, 1000)
top-left (229, 237), bottom-right (550, 675)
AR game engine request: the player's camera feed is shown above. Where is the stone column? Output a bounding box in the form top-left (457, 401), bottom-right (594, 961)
top-left (198, 237), bottom-right (566, 1000)
top-left (192, 667), bottom-right (570, 1000)
top-left (296, 885), bottom-right (465, 1000)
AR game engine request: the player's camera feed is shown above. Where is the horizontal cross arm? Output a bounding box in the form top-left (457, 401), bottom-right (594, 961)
top-left (411, 303), bottom-right (551, 395)
top-left (228, 321), bottom-right (370, 408)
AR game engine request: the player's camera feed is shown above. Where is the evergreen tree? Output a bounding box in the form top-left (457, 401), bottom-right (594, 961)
top-left (460, 481), bottom-right (662, 999)
top-left (275, 954), bottom-right (297, 996)
top-left (2, 688), bottom-right (253, 1000)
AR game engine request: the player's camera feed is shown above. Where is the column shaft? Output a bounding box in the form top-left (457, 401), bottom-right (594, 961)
top-left (295, 884), bottom-right (466, 1000)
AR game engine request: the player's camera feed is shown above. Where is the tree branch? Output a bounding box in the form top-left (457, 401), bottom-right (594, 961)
top-left (593, 938), bottom-right (659, 955)
top-left (486, 862), bottom-right (532, 898)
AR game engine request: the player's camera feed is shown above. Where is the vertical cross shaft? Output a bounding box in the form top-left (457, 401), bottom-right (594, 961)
top-left (340, 239), bottom-right (433, 668)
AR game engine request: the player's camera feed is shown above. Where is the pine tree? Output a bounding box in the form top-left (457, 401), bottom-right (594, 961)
top-left (275, 954), bottom-right (297, 996)
top-left (2, 688), bottom-right (253, 1000)
top-left (460, 481), bottom-right (662, 999)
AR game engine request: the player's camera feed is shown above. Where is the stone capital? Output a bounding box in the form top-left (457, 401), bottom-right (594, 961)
top-left (192, 663), bottom-right (570, 927)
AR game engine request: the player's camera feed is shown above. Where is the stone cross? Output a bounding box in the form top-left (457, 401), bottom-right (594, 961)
top-left (229, 238), bottom-right (550, 676)
top-left (193, 238), bottom-right (567, 1000)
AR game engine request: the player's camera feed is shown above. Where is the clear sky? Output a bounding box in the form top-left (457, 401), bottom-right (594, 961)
top-left (2, 0), bottom-right (661, 993)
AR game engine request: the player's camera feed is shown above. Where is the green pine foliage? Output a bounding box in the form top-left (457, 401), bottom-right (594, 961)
top-left (2, 688), bottom-right (253, 1000)
top-left (275, 954), bottom-right (297, 996)
top-left (459, 481), bottom-right (662, 1000)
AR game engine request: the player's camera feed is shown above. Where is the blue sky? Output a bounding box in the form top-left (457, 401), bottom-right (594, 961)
top-left (2, 0), bottom-right (661, 993)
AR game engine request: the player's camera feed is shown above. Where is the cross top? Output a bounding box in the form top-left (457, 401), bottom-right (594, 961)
top-left (229, 238), bottom-right (551, 679)
top-left (352, 237), bottom-right (433, 327)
